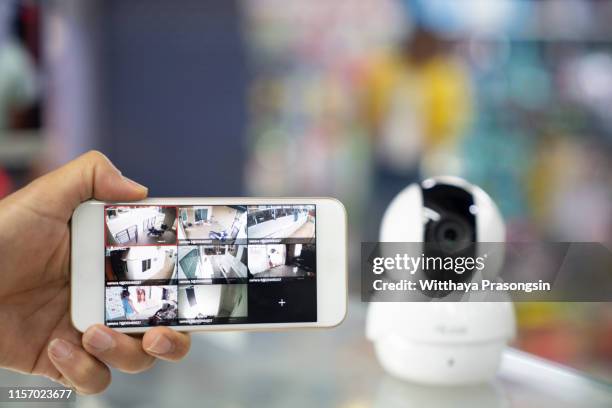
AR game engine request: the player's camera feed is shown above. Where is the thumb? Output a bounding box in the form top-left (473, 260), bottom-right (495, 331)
top-left (24, 150), bottom-right (148, 221)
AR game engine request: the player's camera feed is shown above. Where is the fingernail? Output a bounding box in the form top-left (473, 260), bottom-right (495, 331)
top-left (122, 176), bottom-right (148, 192)
top-left (146, 334), bottom-right (174, 355)
top-left (84, 327), bottom-right (115, 352)
top-left (48, 339), bottom-right (73, 360)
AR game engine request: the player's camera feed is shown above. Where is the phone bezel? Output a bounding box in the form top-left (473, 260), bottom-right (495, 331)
top-left (71, 197), bottom-right (347, 333)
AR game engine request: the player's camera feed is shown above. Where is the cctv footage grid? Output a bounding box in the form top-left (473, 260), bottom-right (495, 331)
top-left (104, 204), bottom-right (317, 327)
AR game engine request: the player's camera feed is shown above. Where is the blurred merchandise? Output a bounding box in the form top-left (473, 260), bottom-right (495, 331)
top-left (514, 302), bottom-right (612, 384)
top-left (0, 0), bottom-right (43, 192)
top-left (243, 0), bottom-right (612, 243)
top-left (243, 0), bottom-right (408, 232)
top-left (363, 27), bottom-right (473, 239)
top-left (0, 0), bottom-right (38, 130)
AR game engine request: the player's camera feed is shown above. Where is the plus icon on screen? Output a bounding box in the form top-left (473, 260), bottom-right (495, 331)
top-left (278, 299), bottom-right (286, 307)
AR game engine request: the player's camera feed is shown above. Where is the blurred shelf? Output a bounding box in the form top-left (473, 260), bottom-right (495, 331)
top-left (441, 31), bottom-right (612, 44)
top-left (0, 131), bottom-right (46, 168)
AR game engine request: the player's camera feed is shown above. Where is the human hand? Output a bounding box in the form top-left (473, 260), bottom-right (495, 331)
top-left (0, 151), bottom-right (191, 394)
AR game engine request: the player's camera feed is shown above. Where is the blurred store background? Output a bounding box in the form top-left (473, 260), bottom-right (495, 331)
top-left (0, 0), bottom-right (611, 396)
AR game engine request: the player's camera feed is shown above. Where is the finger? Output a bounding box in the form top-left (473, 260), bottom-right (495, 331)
top-left (25, 150), bottom-right (148, 221)
top-left (47, 338), bottom-right (111, 395)
top-left (82, 325), bottom-right (156, 374)
top-left (142, 327), bottom-right (191, 361)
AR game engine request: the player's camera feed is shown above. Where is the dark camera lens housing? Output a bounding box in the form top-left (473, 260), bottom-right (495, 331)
top-left (417, 180), bottom-right (480, 297)
top-left (421, 182), bottom-right (476, 250)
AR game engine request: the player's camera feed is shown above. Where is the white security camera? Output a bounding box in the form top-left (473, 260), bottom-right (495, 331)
top-left (366, 176), bottom-right (516, 385)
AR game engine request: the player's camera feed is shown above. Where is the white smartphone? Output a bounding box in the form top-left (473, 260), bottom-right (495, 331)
top-left (71, 198), bottom-right (347, 333)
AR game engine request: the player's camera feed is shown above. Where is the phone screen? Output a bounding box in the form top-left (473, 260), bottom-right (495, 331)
top-left (103, 204), bottom-right (316, 327)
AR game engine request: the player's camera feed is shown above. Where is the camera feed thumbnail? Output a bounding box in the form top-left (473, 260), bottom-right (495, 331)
top-left (248, 244), bottom-right (315, 278)
top-left (106, 285), bottom-right (178, 326)
top-left (247, 205), bottom-right (315, 240)
top-left (178, 205), bottom-right (247, 241)
top-left (106, 206), bottom-right (177, 246)
top-left (178, 284), bottom-right (247, 323)
top-left (178, 244), bottom-right (248, 282)
top-left (105, 246), bottom-right (177, 283)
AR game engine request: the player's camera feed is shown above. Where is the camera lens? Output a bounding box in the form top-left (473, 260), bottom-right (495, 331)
top-left (433, 218), bottom-right (471, 253)
top-left (443, 227), bottom-right (457, 242)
